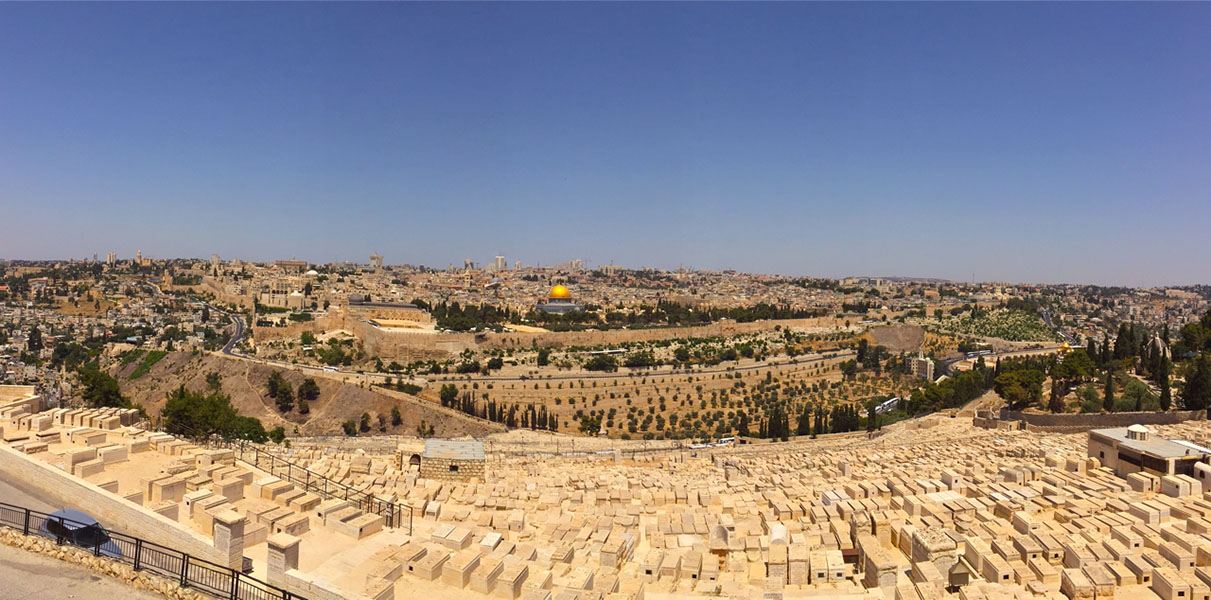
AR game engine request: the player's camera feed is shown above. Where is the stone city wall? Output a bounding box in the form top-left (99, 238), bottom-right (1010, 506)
top-left (478, 317), bottom-right (845, 351)
top-left (197, 277), bottom-right (255, 309)
top-left (251, 309), bottom-right (344, 343)
top-left (350, 318), bottom-right (472, 360)
top-left (277, 312), bottom-right (849, 360)
top-left (0, 444), bottom-right (226, 564)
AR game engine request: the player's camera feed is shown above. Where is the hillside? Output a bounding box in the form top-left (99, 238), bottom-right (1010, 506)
top-left (109, 351), bottom-right (500, 437)
top-left (864, 325), bottom-right (925, 353)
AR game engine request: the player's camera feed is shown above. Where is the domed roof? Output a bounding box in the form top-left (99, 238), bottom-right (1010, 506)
top-left (549, 285), bottom-right (571, 299)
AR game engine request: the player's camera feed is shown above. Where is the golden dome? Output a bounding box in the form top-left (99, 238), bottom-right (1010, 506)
top-left (549, 285), bottom-right (571, 299)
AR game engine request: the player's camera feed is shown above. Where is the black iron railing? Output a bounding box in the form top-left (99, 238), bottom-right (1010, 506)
top-left (140, 422), bottom-right (413, 533)
top-left (225, 440), bottom-right (413, 533)
top-left (0, 501), bottom-right (303, 600)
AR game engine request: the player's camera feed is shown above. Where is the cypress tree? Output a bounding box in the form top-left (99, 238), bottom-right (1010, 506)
top-left (1103, 371), bottom-right (1115, 412)
top-left (1160, 359), bottom-right (1172, 411)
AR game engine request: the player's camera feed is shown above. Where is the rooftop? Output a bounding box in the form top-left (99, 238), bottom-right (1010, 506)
top-left (1091, 426), bottom-right (1209, 460)
top-left (422, 439), bottom-right (485, 461)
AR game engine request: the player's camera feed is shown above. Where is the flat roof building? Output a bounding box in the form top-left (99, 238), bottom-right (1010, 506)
top-left (1088, 425), bottom-right (1210, 478)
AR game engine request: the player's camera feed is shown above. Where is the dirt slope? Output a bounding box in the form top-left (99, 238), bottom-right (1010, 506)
top-left (111, 352), bottom-right (498, 437)
top-left (865, 325), bottom-right (925, 353)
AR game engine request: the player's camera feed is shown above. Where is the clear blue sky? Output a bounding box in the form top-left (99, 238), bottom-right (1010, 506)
top-left (2, 3), bottom-right (1208, 286)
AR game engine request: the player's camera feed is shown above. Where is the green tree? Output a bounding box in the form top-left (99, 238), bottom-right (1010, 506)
top-left (161, 385), bottom-right (267, 443)
top-left (1048, 382), bottom-right (1065, 413)
top-left (1121, 378), bottom-right (1158, 412)
top-left (583, 355), bottom-right (618, 372)
top-left (391, 406), bottom-right (402, 426)
top-left (301, 331), bottom-right (316, 346)
top-left (1159, 358), bottom-right (1172, 411)
top-left (201, 306), bottom-right (210, 323)
top-left (839, 360), bottom-right (857, 380)
top-left (1181, 354), bottom-right (1211, 411)
top-left (268, 426), bottom-right (286, 444)
top-left (267, 371), bottom-right (285, 399)
top-left (297, 378), bottom-right (320, 402)
top-left (674, 347), bottom-right (690, 363)
top-left (537, 348), bottom-right (550, 367)
top-left (797, 406), bottom-right (812, 436)
top-left (274, 381), bottom-right (294, 412)
top-left (1103, 371), bottom-right (1115, 412)
top-left (439, 383), bottom-right (459, 406)
top-left (78, 367), bottom-right (125, 408)
top-left (360, 412), bottom-right (371, 432)
top-left (27, 325), bottom-right (42, 353)
top-left (995, 368), bottom-right (1045, 411)
top-left (205, 372), bottom-right (222, 391)
top-left (341, 420), bottom-right (358, 436)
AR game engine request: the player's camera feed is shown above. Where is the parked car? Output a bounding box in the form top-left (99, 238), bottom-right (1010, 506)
top-left (39, 509), bottom-right (122, 559)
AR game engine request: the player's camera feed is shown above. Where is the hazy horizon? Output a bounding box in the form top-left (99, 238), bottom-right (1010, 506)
top-left (3, 3), bottom-right (1209, 287)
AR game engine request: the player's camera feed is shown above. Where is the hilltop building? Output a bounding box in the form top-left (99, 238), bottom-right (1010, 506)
top-left (1088, 425), bottom-right (1211, 478)
top-left (275, 258), bottom-right (308, 274)
top-left (907, 351), bottom-right (935, 380)
top-left (535, 285), bottom-right (584, 315)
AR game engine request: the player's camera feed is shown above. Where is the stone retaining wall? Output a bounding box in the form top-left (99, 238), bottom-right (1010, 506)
top-left (993, 409), bottom-right (1205, 431)
top-left (0, 444), bottom-right (225, 564)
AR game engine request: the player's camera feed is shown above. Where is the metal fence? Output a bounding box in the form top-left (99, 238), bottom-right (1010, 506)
top-left (226, 440), bottom-right (413, 533)
top-left (141, 421), bottom-right (414, 534)
top-left (0, 501), bottom-right (303, 600)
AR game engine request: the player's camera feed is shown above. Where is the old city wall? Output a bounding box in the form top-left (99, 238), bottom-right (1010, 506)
top-left (351, 319), bottom-right (474, 360)
top-left (480, 316), bottom-right (847, 351)
top-left (251, 310), bottom-right (345, 343)
top-left (287, 313), bottom-right (849, 360)
top-left (0, 444), bottom-right (226, 564)
top-left (197, 277), bottom-right (255, 309)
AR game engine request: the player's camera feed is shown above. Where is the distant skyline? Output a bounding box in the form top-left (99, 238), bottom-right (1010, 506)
top-left (2, 3), bottom-right (1209, 287)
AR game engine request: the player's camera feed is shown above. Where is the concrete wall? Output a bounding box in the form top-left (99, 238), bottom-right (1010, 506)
top-left (997, 409), bottom-right (1205, 432)
top-left (0, 444), bottom-right (226, 564)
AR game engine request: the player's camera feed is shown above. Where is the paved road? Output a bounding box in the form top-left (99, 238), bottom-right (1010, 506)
top-left (222, 312), bottom-right (245, 355)
top-left (1040, 308), bottom-right (1078, 345)
top-left (0, 543), bottom-right (167, 600)
top-left (0, 477), bottom-right (133, 538)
